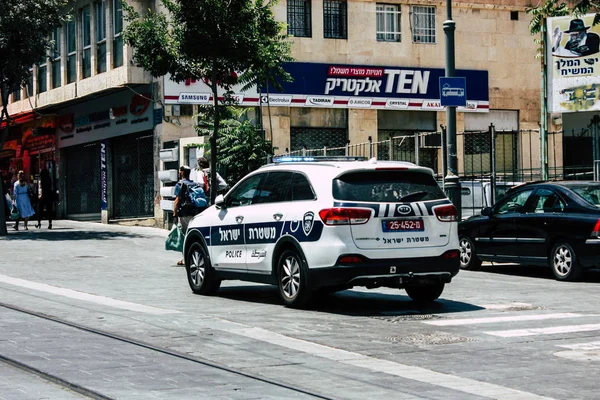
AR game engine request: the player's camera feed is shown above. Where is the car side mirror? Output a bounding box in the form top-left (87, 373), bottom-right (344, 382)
top-left (214, 194), bottom-right (225, 209)
top-left (481, 207), bottom-right (492, 216)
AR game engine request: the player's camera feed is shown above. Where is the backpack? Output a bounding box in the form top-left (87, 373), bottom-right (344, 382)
top-left (179, 182), bottom-right (208, 216)
top-left (187, 184), bottom-right (208, 209)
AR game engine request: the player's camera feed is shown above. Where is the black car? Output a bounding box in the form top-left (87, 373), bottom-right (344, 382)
top-left (459, 181), bottom-right (600, 281)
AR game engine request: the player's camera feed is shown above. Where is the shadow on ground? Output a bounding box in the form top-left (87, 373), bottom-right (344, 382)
top-left (217, 285), bottom-right (483, 316)
top-left (478, 263), bottom-right (600, 283)
top-left (0, 229), bottom-right (148, 241)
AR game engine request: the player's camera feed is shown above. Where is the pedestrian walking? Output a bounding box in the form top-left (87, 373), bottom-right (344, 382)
top-left (12, 170), bottom-right (35, 230)
top-left (196, 157), bottom-right (228, 200)
top-left (172, 165), bottom-right (203, 265)
top-left (35, 168), bottom-right (54, 229)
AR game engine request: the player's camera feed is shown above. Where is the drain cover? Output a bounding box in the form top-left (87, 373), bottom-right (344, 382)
top-left (388, 332), bottom-right (475, 346)
top-left (73, 255), bottom-right (105, 259)
top-left (372, 313), bottom-right (440, 323)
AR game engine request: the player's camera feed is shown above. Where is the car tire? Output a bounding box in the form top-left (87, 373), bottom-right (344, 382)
top-left (405, 283), bottom-right (445, 302)
top-left (550, 242), bottom-right (582, 282)
top-left (459, 236), bottom-right (482, 270)
top-left (277, 249), bottom-right (311, 308)
top-left (186, 242), bottom-right (221, 295)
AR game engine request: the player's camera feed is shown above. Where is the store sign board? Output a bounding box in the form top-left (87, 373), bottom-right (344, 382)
top-left (57, 86), bottom-right (154, 148)
top-left (100, 141), bottom-right (108, 211)
top-left (547, 14), bottom-right (600, 113)
top-left (163, 63), bottom-right (489, 112)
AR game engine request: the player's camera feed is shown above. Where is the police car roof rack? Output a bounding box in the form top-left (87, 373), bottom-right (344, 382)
top-left (271, 156), bottom-right (367, 163)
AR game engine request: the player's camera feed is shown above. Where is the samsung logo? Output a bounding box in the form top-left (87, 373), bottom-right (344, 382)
top-left (178, 93), bottom-right (210, 103)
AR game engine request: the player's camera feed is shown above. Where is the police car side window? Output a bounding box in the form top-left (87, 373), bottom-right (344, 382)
top-left (253, 172), bottom-right (293, 204)
top-left (225, 174), bottom-right (264, 208)
top-left (292, 173), bottom-right (316, 201)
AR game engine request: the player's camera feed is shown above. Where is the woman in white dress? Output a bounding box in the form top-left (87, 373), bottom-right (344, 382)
top-left (12, 170), bottom-right (35, 230)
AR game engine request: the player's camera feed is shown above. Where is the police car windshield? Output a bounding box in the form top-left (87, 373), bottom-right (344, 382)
top-left (333, 171), bottom-right (446, 202)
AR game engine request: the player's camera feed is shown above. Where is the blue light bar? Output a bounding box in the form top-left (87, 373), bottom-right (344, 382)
top-left (272, 156), bottom-right (366, 163)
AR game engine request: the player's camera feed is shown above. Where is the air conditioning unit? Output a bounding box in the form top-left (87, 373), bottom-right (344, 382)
top-left (159, 148), bottom-right (179, 162)
top-left (160, 186), bottom-right (176, 198)
top-left (158, 169), bottom-right (178, 182)
top-left (160, 199), bottom-right (174, 211)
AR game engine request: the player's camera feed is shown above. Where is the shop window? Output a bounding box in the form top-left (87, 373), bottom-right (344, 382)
top-left (412, 5), bottom-right (435, 43)
top-left (95, 0), bottom-right (107, 74)
top-left (376, 4), bottom-right (400, 42)
top-left (51, 27), bottom-right (61, 89)
top-left (67, 20), bottom-right (76, 83)
top-left (324, 0), bottom-right (347, 39)
top-left (82, 6), bottom-right (92, 78)
top-left (113, 0), bottom-right (123, 68)
top-left (288, 0), bottom-right (311, 38)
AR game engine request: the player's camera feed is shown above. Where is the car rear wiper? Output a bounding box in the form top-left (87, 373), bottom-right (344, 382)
top-left (398, 191), bottom-right (428, 202)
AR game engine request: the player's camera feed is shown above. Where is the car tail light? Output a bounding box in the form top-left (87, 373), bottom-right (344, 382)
top-left (592, 219), bottom-right (600, 237)
top-left (442, 250), bottom-right (460, 259)
top-left (319, 208), bottom-right (372, 225)
top-left (338, 255), bottom-right (364, 264)
top-left (433, 204), bottom-right (458, 222)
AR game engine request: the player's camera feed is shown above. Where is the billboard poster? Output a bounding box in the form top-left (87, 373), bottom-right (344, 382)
top-left (164, 62), bottom-right (489, 112)
top-left (548, 14), bottom-right (600, 112)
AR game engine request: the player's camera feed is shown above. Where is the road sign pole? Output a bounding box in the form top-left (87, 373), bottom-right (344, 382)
top-left (444, 0), bottom-right (461, 219)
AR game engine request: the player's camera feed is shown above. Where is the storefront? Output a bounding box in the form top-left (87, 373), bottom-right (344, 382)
top-left (56, 86), bottom-right (155, 220)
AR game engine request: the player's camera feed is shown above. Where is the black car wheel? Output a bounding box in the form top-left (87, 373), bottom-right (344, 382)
top-left (405, 283), bottom-right (445, 302)
top-left (550, 242), bottom-right (582, 282)
top-left (186, 242), bottom-right (221, 295)
top-left (277, 249), bottom-right (311, 308)
top-left (459, 236), bottom-right (482, 270)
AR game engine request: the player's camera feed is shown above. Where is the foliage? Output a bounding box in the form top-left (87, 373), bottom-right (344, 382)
top-left (123, 0), bottom-right (292, 201)
top-left (527, 0), bottom-right (571, 58)
top-left (0, 0), bottom-right (69, 235)
top-left (198, 108), bottom-right (274, 186)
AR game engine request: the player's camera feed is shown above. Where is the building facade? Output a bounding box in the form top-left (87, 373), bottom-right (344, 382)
top-left (2, 0), bottom-right (557, 226)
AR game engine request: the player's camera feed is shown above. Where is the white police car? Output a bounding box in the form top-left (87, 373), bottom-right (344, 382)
top-left (183, 156), bottom-right (460, 308)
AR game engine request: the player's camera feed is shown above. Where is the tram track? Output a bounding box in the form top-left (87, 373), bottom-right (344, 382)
top-left (0, 302), bottom-right (335, 400)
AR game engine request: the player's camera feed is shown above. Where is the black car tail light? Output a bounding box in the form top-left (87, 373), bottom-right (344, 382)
top-left (592, 219), bottom-right (600, 237)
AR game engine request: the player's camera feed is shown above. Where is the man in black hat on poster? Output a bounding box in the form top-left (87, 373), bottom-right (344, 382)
top-left (553, 18), bottom-right (600, 57)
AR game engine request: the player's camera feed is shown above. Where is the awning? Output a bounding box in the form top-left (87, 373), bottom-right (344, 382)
top-left (0, 111), bottom-right (37, 128)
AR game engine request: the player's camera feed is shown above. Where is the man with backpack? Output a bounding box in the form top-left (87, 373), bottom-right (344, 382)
top-left (173, 165), bottom-right (208, 265)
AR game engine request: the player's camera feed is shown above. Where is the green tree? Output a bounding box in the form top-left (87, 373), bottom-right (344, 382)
top-left (198, 108), bottom-right (274, 187)
top-left (0, 0), bottom-right (69, 235)
top-left (123, 0), bottom-right (292, 203)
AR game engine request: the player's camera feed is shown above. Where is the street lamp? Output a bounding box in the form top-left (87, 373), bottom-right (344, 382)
top-left (443, 0), bottom-right (461, 218)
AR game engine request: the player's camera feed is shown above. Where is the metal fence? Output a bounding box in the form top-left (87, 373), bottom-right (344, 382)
top-left (273, 125), bottom-right (598, 184)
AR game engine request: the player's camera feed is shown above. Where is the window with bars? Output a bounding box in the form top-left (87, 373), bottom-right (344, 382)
top-left (376, 4), bottom-right (400, 42)
top-left (67, 20), bottom-right (76, 83)
top-left (412, 5), bottom-right (435, 43)
top-left (113, 0), bottom-right (123, 67)
top-left (51, 27), bottom-right (61, 89)
top-left (324, 0), bottom-right (347, 39)
top-left (82, 6), bottom-right (92, 78)
top-left (287, 0), bottom-right (311, 37)
top-left (95, 0), bottom-right (107, 73)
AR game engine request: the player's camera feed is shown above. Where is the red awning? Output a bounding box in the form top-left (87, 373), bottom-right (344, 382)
top-left (0, 111), bottom-right (37, 128)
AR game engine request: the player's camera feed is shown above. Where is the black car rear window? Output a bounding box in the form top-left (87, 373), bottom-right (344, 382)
top-left (333, 170), bottom-right (446, 202)
top-left (570, 184), bottom-right (600, 207)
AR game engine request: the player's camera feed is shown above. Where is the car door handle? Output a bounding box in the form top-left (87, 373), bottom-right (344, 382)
top-left (273, 213), bottom-right (283, 221)
top-left (235, 216), bottom-right (244, 223)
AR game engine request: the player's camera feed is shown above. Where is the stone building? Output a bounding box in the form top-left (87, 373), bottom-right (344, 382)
top-left (2, 0), bottom-right (554, 226)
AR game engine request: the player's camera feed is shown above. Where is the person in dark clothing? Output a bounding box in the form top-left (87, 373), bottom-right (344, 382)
top-left (35, 168), bottom-right (54, 229)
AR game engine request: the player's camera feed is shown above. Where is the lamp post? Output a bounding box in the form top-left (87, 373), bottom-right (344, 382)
top-left (443, 0), bottom-right (461, 218)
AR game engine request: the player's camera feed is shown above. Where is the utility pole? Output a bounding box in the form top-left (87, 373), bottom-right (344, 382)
top-left (541, 19), bottom-right (549, 180)
top-left (443, 0), bottom-right (461, 218)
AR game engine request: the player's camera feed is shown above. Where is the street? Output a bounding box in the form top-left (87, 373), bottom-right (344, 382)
top-left (1, 220), bottom-right (600, 400)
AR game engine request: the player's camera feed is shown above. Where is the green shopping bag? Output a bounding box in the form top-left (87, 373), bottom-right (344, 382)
top-left (10, 205), bottom-right (19, 221)
top-left (165, 224), bottom-right (184, 252)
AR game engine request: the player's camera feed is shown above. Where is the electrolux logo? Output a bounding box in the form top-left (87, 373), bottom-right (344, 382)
top-left (261, 95), bottom-right (292, 105)
top-left (305, 96), bottom-right (334, 106)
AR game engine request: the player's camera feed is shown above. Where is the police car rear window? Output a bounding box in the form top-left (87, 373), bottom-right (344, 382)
top-left (333, 170), bottom-right (446, 202)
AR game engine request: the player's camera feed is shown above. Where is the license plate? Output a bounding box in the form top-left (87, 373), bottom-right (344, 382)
top-left (382, 219), bottom-right (424, 232)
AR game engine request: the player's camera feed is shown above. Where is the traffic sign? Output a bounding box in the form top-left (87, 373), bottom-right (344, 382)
top-left (439, 77), bottom-right (467, 107)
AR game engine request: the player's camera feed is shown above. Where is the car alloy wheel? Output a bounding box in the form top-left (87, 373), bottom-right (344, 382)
top-left (551, 242), bottom-right (582, 282)
top-left (458, 237), bottom-right (482, 270)
top-left (277, 249), bottom-right (311, 308)
top-left (186, 242), bottom-right (221, 295)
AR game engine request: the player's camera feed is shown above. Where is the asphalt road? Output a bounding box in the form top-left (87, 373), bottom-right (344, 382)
top-left (1, 220), bottom-right (600, 400)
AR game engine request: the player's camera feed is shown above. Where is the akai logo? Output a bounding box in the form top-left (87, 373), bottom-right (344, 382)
top-left (130, 93), bottom-right (151, 116)
top-left (397, 205), bottom-right (412, 215)
top-left (57, 114), bottom-right (74, 133)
